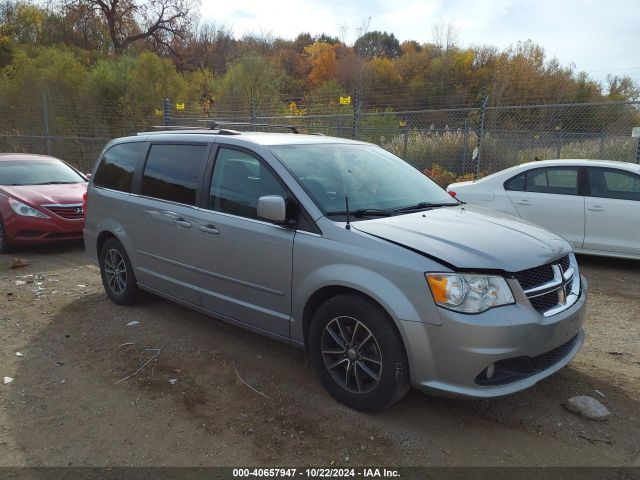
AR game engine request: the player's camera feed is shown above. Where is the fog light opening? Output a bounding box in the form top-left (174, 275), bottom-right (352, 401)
top-left (486, 363), bottom-right (496, 380)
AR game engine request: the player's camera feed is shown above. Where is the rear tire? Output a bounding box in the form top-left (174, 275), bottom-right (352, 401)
top-left (0, 218), bottom-right (10, 254)
top-left (308, 294), bottom-right (410, 412)
top-left (99, 237), bottom-right (140, 305)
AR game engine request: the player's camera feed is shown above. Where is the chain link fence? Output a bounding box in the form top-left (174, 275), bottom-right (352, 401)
top-left (1, 93), bottom-right (639, 177)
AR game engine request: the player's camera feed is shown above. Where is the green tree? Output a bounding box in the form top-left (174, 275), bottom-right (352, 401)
top-left (353, 31), bottom-right (401, 59)
top-left (216, 54), bottom-right (284, 115)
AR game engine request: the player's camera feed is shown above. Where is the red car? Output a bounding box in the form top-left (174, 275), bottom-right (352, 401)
top-left (0, 154), bottom-right (88, 253)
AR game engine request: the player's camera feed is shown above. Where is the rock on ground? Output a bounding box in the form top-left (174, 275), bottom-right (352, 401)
top-left (565, 396), bottom-right (611, 421)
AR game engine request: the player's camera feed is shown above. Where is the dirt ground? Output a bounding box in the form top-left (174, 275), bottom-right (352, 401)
top-left (0, 244), bottom-right (639, 467)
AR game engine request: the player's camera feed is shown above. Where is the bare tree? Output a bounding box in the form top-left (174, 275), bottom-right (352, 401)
top-left (66, 0), bottom-right (199, 53)
top-left (431, 20), bottom-right (458, 53)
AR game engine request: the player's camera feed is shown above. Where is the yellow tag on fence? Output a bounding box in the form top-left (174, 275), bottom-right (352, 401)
top-left (155, 109), bottom-right (163, 116)
top-left (176, 102), bottom-right (185, 110)
top-left (339, 96), bottom-right (351, 105)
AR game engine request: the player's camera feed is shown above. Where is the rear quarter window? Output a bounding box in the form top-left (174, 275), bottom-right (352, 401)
top-left (505, 173), bottom-right (525, 191)
top-left (93, 142), bottom-right (146, 193)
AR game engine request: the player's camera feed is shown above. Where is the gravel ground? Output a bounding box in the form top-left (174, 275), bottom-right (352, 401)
top-left (0, 244), bottom-right (639, 467)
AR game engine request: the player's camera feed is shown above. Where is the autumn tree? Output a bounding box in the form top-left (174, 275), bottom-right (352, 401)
top-left (608, 75), bottom-right (639, 101)
top-left (305, 42), bottom-right (337, 86)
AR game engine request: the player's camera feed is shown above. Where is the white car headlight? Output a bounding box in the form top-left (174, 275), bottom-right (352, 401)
top-left (8, 197), bottom-right (49, 219)
top-left (426, 273), bottom-right (515, 313)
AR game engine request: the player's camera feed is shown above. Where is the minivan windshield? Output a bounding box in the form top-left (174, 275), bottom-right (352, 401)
top-left (0, 160), bottom-right (85, 186)
top-left (271, 143), bottom-right (458, 217)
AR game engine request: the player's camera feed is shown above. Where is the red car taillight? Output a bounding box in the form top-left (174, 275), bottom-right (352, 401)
top-left (448, 191), bottom-right (457, 198)
top-left (82, 191), bottom-right (88, 218)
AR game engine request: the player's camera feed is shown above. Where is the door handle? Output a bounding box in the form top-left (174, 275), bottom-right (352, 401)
top-left (588, 205), bottom-right (605, 212)
top-left (174, 219), bottom-right (192, 228)
top-left (199, 225), bottom-right (219, 235)
top-left (516, 200), bottom-right (531, 206)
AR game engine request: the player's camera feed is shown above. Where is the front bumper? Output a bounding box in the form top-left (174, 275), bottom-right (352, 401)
top-left (3, 211), bottom-right (84, 245)
top-left (402, 274), bottom-right (588, 398)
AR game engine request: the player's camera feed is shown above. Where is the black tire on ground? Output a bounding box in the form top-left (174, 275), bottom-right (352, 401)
top-left (308, 293), bottom-right (410, 412)
top-left (99, 237), bottom-right (141, 305)
top-left (0, 217), bottom-right (10, 254)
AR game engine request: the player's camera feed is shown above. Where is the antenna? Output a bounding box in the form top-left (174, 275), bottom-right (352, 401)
top-left (345, 196), bottom-right (351, 230)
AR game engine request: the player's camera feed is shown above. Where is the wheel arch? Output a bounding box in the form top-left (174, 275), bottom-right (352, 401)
top-left (96, 230), bottom-right (117, 257)
top-left (301, 285), bottom-right (410, 368)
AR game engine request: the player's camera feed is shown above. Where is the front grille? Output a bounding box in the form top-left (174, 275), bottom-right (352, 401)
top-left (44, 205), bottom-right (84, 220)
top-left (530, 335), bottom-right (579, 370)
top-left (16, 230), bottom-right (43, 238)
top-left (513, 262), bottom-right (556, 291)
top-left (46, 231), bottom-right (83, 239)
top-left (559, 255), bottom-right (570, 272)
top-left (512, 255), bottom-right (578, 316)
top-left (475, 334), bottom-right (579, 386)
top-left (529, 292), bottom-right (560, 312)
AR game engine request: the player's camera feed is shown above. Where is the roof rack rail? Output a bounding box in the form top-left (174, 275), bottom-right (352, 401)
top-left (139, 126), bottom-right (241, 135)
top-left (203, 120), bottom-right (299, 134)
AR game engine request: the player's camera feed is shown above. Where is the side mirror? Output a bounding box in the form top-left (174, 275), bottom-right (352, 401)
top-left (257, 195), bottom-right (287, 223)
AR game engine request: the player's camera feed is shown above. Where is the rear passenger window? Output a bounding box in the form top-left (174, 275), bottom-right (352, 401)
top-left (141, 144), bottom-right (208, 206)
top-left (525, 168), bottom-right (578, 195)
top-left (588, 168), bottom-right (640, 201)
top-left (93, 142), bottom-right (146, 192)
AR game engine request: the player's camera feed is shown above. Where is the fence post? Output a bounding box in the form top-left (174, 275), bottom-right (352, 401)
top-left (162, 98), bottom-right (171, 127)
top-left (250, 99), bottom-right (257, 131)
top-left (402, 118), bottom-right (409, 161)
top-left (635, 137), bottom-right (640, 164)
top-left (462, 119), bottom-right (469, 175)
top-left (42, 94), bottom-right (51, 156)
top-left (475, 80), bottom-right (488, 178)
top-left (352, 88), bottom-right (359, 140)
top-left (599, 123), bottom-right (605, 157)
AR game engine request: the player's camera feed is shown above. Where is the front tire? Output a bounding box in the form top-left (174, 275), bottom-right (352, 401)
top-left (99, 237), bottom-right (140, 305)
top-left (0, 218), bottom-right (10, 254)
top-left (308, 294), bottom-right (410, 412)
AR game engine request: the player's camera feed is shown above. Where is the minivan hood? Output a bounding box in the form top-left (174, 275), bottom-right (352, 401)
top-left (352, 205), bottom-right (571, 272)
top-left (1, 183), bottom-right (87, 206)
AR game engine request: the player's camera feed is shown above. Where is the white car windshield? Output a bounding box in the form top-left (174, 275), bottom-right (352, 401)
top-left (271, 143), bottom-right (458, 217)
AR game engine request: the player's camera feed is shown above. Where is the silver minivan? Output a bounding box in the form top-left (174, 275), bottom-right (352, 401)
top-left (84, 130), bottom-right (588, 411)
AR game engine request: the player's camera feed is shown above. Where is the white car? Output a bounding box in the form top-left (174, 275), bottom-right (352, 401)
top-left (447, 159), bottom-right (640, 260)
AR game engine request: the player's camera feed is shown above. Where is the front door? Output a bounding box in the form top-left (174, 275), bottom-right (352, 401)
top-left (192, 146), bottom-right (294, 337)
top-left (584, 167), bottom-right (640, 255)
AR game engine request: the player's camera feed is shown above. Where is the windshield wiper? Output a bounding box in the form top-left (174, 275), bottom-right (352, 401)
top-left (326, 208), bottom-right (392, 218)
top-left (391, 202), bottom-right (457, 215)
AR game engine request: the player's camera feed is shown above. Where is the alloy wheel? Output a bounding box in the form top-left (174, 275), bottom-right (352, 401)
top-left (321, 316), bottom-right (382, 394)
top-left (104, 248), bottom-right (127, 295)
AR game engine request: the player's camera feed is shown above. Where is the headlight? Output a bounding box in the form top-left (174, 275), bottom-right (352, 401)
top-left (8, 198), bottom-right (49, 218)
top-left (426, 273), bottom-right (514, 313)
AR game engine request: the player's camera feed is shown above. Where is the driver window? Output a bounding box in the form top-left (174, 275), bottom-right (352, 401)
top-left (209, 147), bottom-right (287, 220)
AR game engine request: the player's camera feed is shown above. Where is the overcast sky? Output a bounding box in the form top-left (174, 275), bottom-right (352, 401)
top-left (200, 0), bottom-right (640, 87)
